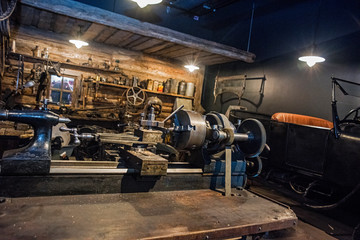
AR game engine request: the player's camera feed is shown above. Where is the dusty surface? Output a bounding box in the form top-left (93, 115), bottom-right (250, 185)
top-left (0, 189), bottom-right (296, 239)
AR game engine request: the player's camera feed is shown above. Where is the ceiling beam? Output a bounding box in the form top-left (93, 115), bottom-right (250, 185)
top-left (19, 0), bottom-right (256, 63)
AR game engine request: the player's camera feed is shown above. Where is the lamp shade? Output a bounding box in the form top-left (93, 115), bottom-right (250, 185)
top-left (184, 64), bottom-right (199, 72)
top-left (69, 39), bottom-right (89, 49)
top-left (132, 0), bottom-right (162, 8)
top-left (298, 56), bottom-right (325, 67)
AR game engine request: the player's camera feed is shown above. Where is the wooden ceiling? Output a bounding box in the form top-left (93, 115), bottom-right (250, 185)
top-left (12, 0), bottom-right (255, 66)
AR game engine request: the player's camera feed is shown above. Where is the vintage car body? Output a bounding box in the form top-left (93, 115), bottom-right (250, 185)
top-left (229, 77), bottom-right (360, 193)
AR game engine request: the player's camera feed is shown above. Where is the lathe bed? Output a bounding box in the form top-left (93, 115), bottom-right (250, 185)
top-left (0, 189), bottom-right (297, 239)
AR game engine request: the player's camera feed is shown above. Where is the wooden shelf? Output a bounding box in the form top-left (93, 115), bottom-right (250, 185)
top-left (87, 81), bottom-right (194, 99)
top-left (9, 52), bottom-right (194, 100)
top-left (8, 52), bottom-right (128, 76)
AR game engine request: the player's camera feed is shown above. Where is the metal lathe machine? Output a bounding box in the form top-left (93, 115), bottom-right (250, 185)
top-left (0, 106), bottom-right (297, 240)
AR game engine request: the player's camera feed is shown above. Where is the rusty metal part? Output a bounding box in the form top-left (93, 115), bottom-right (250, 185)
top-left (145, 96), bottom-right (162, 115)
top-left (121, 146), bottom-right (168, 176)
top-left (126, 86), bottom-right (146, 106)
top-left (0, 189), bottom-right (297, 239)
top-left (214, 74), bottom-right (246, 103)
top-left (135, 128), bottom-right (163, 143)
top-left (0, 109), bottom-right (70, 175)
top-left (140, 105), bottom-right (184, 130)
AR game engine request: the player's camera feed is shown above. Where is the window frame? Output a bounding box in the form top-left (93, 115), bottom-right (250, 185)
top-left (49, 74), bottom-right (76, 106)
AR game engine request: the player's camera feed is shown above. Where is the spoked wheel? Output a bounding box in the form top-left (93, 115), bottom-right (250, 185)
top-left (126, 87), bottom-right (146, 106)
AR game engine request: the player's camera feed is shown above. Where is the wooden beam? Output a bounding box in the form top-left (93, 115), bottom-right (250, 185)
top-left (81, 23), bottom-right (105, 41)
top-left (30, 7), bottom-right (40, 27)
top-left (125, 36), bottom-right (150, 49)
top-left (153, 45), bottom-right (185, 56)
top-left (53, 15), bottom-right (69, 34)
top-left (104, 30), bottom-right (133, 45)
top-left (118, 34), bottom-right (141, 47)
top-left (166, 47), bottom-right (199, 58)
top-left (143, 42), bottom-right (174, 54)
top-left (131, 38), bottom-right (163, 51)
top-left (37, 11), bottom-right (53, 30)
top-left (20, 0), bottom-right (256, 63)
top-left (94, 27), bottom-right (117, 43)
top-left (16, 5), bottom-right (34, 25)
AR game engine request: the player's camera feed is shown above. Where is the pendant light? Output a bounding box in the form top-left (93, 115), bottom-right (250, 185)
top-left (131, 0), bottom-right (162, 8)
top-left (298, 55), bottom-right (325, 67)
top-left (69, 26), bottom-right (88, 49)
top-left (184, 53), bottom-right (200, 73)
top-left (184, 64), bottom-right (199, 72)
top-left (299, 0), bottom-right (325, 67)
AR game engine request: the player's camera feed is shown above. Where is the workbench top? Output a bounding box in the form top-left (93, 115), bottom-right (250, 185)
top-left (0, 189), bottom-right (297, 239)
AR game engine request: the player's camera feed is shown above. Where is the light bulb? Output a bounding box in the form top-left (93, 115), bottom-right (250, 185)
top-left (184, 64), bottom-right (199, 72)
top-left (298, 56), bottom-right (325, 67)
top-left (132, 0), bottom-right (162, 8)
top-left (69, 39), bottom-right (89, 49)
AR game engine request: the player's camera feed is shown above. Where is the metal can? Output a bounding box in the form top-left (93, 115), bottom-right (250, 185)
top-left (163, 79), bottom-right (170, 93)
top-left (147, 79), bottom-right (154, 90)
top-left (153, 80), bottom-right (159, 92)
top-left (185, 82), bottom-right (195, 97)
top-left (169, 78), bottom-right (178, 94)
top-left (178, 81), bottom-right (186, 95)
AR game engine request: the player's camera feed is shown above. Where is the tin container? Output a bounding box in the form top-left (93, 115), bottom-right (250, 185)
top-left (178, 81), bottom-right (186, 95)
top-left (125, 78), bottom-right (132, 87)
top-left (185, 82), bottom-right (195, 97)
top-left (147, 79), bottom-right (154, 90)
top-left (132, 77), bottom-right (138, 87)
top-left (153, 80), bottom-right (159, 91)
top-left (169, 78), bottom-right (178, 94)
top-left (163, 79), bottom-right (170, 93)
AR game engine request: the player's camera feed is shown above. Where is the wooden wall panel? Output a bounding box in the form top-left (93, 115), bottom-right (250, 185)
top-left (5, 25), bottom-right (205, 119)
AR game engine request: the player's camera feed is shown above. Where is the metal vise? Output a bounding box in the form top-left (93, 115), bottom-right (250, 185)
top-left (0, 110), bottom-right (70, 175)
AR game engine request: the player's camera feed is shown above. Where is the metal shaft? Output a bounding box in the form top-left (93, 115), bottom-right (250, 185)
top-left (234, 132), bottom-right (251, 142)
top-left (225, 145), bottom-right (232, 197)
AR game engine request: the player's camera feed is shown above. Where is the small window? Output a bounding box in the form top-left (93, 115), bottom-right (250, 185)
top-left (50, 75), bottom-right (74, 105)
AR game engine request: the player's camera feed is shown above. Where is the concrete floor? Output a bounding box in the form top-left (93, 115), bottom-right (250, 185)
top-left (249, 181), bottom-right (356, 240)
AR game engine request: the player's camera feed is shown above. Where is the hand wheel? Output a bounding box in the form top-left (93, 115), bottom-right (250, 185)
top-left (126, 87), bottom-right (146, 106)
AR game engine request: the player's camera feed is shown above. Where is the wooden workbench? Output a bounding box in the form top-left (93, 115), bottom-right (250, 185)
top-left (0, 189), bottom-right (297, 239)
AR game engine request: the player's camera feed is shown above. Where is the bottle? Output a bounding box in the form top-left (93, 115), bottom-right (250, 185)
top-left (43, 48), bottom-right (49, 59)
top-left (157, 83), bottom-right (163, 92)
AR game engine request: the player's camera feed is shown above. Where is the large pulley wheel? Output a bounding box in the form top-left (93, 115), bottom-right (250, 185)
top-left (126, 87), bottom-right (146, 106)
top-left (236, 118), bottom-right (266, 158)
top-left (205, 112), bottom-right (235, 152)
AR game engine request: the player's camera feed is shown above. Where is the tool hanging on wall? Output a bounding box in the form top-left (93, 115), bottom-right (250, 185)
top-left (214, 74), bottom-right (266, 111)
top-left (15, 54), bottom-right (24, 91)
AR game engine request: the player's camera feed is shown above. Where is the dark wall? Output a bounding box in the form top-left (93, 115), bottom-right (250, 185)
top-left (73, 0), bottom-right (359, 120)
top-left (202, 31), bottom-right (360, 121)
